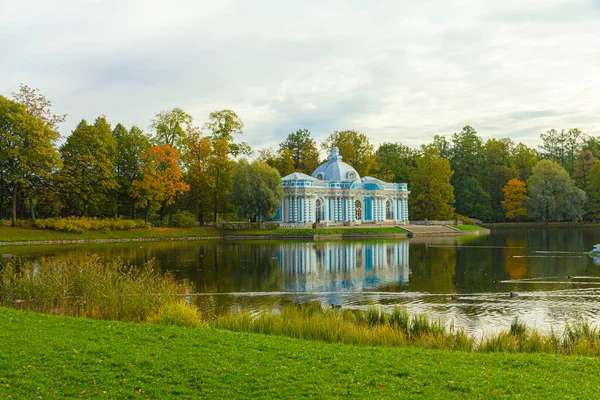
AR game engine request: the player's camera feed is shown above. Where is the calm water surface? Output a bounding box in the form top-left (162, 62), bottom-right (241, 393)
top-left (4, 227), bottom-right (600, 336)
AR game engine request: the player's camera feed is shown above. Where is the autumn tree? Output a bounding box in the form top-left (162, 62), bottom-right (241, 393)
top-left (59, 117), bottom-right (118, 216)
top-left (279, 129), bottom-right (320, 173)
top-left (501, 178), bottom-right (528, 221)
top-left (150, 108), bottom-right (192, 150)
top-left (181, 126), bottom-right (213, 224)
top-left (409, 145), bottom-right (455, 220)
top-left (0, 96), bottom-right (59, 225)
top-left (322, 130), bottom-right (376, 176)
top-left (527, 160), bottom-right (586, 222)
top-left (204, 109), bottom-right (251, 157)
top-left (231, 159), bottom-right (283, 221)
top-left (130, 145), bottom-right (189, 222)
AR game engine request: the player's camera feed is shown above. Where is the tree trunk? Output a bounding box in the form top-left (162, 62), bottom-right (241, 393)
top-left (213, 174), bottom-right (219, 223)
top-left (198, 208), bottom-right (204, 226)
top-left (159, 202), bottom-right (165, 223)
top-left (11, 182), bottom-right (17, 227)
top-left (29, 196), bottom-right (36, 222)
top-left (145, 202), bottom-right (150, 223)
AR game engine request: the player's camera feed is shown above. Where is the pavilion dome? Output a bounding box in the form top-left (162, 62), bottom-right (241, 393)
top-left (311, 147), bottom-right (361, 181)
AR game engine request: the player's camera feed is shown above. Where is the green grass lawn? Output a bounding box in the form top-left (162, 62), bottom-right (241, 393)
top-left (0, 226), bottom-right (409, 243)
top-left (1, 307), bottom-right (598, 399)
top-left (450, 224), bottom-right (490, 232)
top-left (0, 226), bottom-right (223, 242)
top-left (484, 222), bottom-right (600, 229)
top-left (226, 227), bottom-right (409, 236)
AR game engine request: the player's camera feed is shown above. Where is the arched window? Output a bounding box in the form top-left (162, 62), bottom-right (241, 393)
top-left (315, 199), bottom-right (323, 222)
top-left (316, 173), bottom-right (324, 180)
top-left (354, 200), bottom-right (362, 221)
top-left (348, 171), bottom-right (356, 180)
top-left (386, 199), bottom-right (393, 220)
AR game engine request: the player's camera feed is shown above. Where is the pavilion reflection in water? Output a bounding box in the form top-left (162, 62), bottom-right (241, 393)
top-left (276, 241), bottom-right (409, 293)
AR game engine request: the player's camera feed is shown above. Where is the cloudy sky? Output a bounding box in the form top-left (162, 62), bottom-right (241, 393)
top-left (1, 0), bottom-right (599, 152)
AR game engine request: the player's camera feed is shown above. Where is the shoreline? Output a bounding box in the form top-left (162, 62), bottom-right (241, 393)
top-left (0, 226), bottom-right (489, 247)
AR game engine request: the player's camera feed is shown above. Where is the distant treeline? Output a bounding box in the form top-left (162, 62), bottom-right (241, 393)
top-left (1, 85), bottom-right (596, 226)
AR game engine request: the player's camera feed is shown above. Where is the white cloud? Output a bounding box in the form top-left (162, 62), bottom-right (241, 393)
top-left (1, 0), bottom-right (599, 151)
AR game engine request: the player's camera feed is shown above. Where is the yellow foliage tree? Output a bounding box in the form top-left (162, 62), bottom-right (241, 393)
top-left (501, 178), bottom-right (528, 221)
top-left (130, 145), bottom-right (190, 222)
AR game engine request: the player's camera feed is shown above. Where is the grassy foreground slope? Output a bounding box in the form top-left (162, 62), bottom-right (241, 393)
top-left (1, 308), bottom-right (599, 399)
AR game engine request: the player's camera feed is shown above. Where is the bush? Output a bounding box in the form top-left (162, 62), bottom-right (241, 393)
top-left (455, 214), bottom-right (474, 225)
top-left (171, 211), bottom-right (197, 228)
top-left (33, 217), bottom-right (149, 233)
top-left (147, 301), bottom-right (202, 327)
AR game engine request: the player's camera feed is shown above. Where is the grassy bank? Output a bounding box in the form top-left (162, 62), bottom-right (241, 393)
top-left (450, 224), bottom-right (489, 232)
top-left (484, 222), bottom-right (600, 229)
top-left (0, 225), bottom-right (409, 244)
top-left (225, 226), bottom-right (409, 236)
top-left (1, 307), bottom-right (599, 399)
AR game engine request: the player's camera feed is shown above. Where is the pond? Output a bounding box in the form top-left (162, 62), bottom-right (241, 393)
top-left (3, 227), bottom-right (600, 336)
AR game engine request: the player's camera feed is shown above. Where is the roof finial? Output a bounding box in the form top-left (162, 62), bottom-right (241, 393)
top-left (328, 146), bottom-right (342, 161)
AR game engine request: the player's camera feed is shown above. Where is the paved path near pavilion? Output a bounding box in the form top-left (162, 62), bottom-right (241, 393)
top-left (401, 224), bottom-right (461, 236)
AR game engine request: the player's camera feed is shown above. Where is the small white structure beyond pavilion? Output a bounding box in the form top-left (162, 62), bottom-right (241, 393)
top-left (272, 147), bottom-right (410, 227)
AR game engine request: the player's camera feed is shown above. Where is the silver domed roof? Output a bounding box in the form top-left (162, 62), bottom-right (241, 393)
top-left (311, 147), bottom-right (361, 181)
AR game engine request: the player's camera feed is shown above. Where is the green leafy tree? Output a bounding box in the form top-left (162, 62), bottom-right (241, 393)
top-left (374, 142), bottom-right (417, 183)
top-left (449, 126), bottom-right (490, 219)
top-left (113, 124), bottom-right (150, 217)
top-left (279, 129), bottom-right (320, 173)
top-left (572, 150), bottom-right (597, 190)
top-left (432, 135), bottom-right (452, 159)
top-left (258, 148), bottom-right (295, 177)
top-left (207, 139), bottom-right (234, 221)
top-left (150, 108), bottom-right (192, 150)
top-left (11, 84), bottom-right (65, 221)
top-left (565, 128), bottom-right (583, 175)
top-left (527, 160), bottom-right (586, 222)
top-left (585, 162), bottom-right (600, 221)
top-left (483, 138), bottom-right (518, 221)
top-left (181, 126), bottom-right (213, 224)
top-left (539, 129), bottom-right (567, 168)
top-left (322, 130), bottom-right (376, 176)
top-left (510, 142), bottom-right (539, 181)
top-left (59, 117), bottom-right (118, 216)
top-left (0, 96), bottom-right (59, 225)
top-left (204, 109), bottom-right (251, 157)
top-left (231, 159), bottom-right (284, 221)
top-left (409, 145), bottom-right (455, 220)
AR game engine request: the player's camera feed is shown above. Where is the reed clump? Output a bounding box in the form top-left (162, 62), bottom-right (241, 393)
top-left (214, 303), bottom-right (474, 350)
top-left (215, 304), bottom-right (600, 356)
top-left (0, 256), bottom-right (194, 323)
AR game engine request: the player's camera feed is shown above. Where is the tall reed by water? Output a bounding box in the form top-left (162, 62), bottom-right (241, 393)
top-left (3, 256), bottom-right (600, 356)
top-left (214, 303), bottom-right (600, 356)
top-left (0, 256), bottom-right (193, 322)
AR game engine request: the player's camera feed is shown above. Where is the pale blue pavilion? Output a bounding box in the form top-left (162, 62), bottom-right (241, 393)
top-left (272, 147), bottom-right (409, 227)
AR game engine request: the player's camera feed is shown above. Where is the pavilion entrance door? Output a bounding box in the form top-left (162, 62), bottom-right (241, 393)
top-left (354, 200), bottom-right (362, 221)
top-left (315, 199), bottom-right (323, 222)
